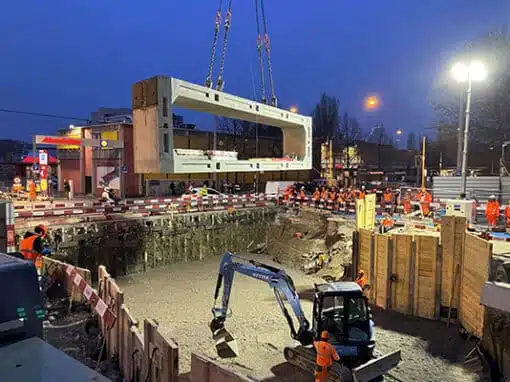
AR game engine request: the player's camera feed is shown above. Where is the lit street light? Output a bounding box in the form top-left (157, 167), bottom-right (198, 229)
top-left (289, 106), bottom-right (298, 113)
top-left (364, 95), bottom-right (380, 111)
top-left (396, 129), bottom-right (403, 136)
top-left (451, 61), bottom-right (487, 196)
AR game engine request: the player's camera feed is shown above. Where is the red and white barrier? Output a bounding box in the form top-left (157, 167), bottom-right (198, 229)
top-left (65, 264), bottom-right (116, 327)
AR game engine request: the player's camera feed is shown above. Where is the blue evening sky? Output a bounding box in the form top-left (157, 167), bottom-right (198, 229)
top-left (0, 0), bottom-right (508, 142)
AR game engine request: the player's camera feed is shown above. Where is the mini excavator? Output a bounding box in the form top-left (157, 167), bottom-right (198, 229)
top-left (209, 252), bottom-right (401, 382)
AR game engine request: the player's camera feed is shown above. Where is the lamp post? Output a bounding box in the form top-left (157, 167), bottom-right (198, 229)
top-left (451, 61), bottom-right (487, 196)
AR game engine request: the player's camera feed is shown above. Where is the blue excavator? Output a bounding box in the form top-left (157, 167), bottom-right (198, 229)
top-left (209, 252), bottom-right (401, 382)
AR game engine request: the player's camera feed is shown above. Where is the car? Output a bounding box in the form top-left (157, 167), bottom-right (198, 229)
top-left (180, 187), bottom-right (226, 200)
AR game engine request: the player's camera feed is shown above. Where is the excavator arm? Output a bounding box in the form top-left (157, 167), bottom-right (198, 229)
top-left (210, 251), bottom-right (314, 356)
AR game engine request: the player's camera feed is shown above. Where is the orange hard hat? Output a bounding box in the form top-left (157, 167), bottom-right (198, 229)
top-left (320, 330), bottom-right (329, 339)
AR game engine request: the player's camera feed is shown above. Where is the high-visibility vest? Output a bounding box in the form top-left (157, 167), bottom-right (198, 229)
top-left (20, 235), bottom-right (43, 272)
top-left (314, 340), bottom-right (338, 367)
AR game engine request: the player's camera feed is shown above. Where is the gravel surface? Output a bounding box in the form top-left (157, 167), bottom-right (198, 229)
top-left (118, 255), bottom-right (488, 381)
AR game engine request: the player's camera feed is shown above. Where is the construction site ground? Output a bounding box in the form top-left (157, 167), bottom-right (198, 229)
top-left (118, 254), bottom-right (488, 381)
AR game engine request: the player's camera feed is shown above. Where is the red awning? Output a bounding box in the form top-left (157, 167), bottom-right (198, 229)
top-left (22, 152), bottom-right (59, 165)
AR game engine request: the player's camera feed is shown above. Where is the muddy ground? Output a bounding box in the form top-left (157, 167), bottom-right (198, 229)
top-left (117, 255), bottom-right (488, 381)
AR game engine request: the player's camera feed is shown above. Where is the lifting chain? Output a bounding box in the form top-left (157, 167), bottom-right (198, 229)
top-left (254, 0), bottom-right (266, 104)
top-left (205, 0), bottom-right (223, 88)
top-left (215, 0), bottom-right (233, 92)
top-left (260, 0), bottom-right (277, 107)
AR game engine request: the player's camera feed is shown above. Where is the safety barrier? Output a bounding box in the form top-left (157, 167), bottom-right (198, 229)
top-left (13, 194), bottom-right (274, 219)
top-left (355, 216), bottom-right (492, 338)
top-left (43, 259), bottom-right (261, 381)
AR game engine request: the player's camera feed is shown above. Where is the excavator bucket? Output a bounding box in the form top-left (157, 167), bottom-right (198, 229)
top-left (351, 350), bottom-right (401, 382)
top-left (212, 326), bottom-right (239, 358)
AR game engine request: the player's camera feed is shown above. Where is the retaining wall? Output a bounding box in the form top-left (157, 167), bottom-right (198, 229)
top-left (19, 208), bottom-right (276, 279)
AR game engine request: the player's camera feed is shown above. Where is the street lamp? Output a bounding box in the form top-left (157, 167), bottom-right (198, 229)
top-left (364, 95), bottom-right (380, 111)
top-left (289, 106), bottom-right (298, 113)
top-left (451, 61), bottom-right (487, 196)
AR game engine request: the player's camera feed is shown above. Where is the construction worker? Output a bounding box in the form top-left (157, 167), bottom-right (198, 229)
top-left (314, 330), bottom-right (340, 382)
top-left (28, 180), bottom-right (37, 202)
top-left (299, 186), bottom-right (305, 200)
top-left (313, 187), bottom-right (321, 208)
top-left (418, 188), bottom-right (433, 217)
top-left (486, 195), bottom-right (500, 229)
top-left (381, 213), bottom-right (394, 233)
top-left (403, 189), bottom-right (412, 215)
top-left (357, 186), bottom-right (366, 200)
top-left (505, 202), bottom-right (510, 229)
top-left (383, 188), bottom-right (393, 213)
top-left (199, 184), bottom-right (208, 197)
top-left (20, 224), bottom-right (51, 273)
top-left (355, 270), bottom-right (368, 290)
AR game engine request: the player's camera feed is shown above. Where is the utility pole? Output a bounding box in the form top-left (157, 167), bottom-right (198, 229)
top-left (460, 72), bottom-right (472, 196)
top-left (456, 89), bottom-right (464, 176)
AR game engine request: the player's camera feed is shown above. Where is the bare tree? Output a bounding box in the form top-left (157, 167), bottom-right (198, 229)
top-left (339, 113), bottom-right (361, 168)
top-left (311, 93), bottom-right (341, 140)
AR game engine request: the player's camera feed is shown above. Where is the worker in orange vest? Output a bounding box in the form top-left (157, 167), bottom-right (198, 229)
top-left (357, 186), bottom-right (366, 200)
top-left (355, 270), bottom-right (368, 290)
top-left (486, 195), bottom-right (500, 229)
top-left (383, 188), bottom-right (393, 213)
top-left (381, 213), bottom-right (394, 233)
top-left (299, 186), bottom-right (306, 199)
top-left (313, 187), bottom-right (321, 204)
top-left (314, 330), bottom-right (340, 382)
top-left (418, 188), bottom-right (433, 217)
top-left (505, 202), bottom-right (510, 228)
top-left (19, 224), bottom-right (51, 273)
top-left (403, 189), bottom-right (412, 215)
top-left (28, 180), bottom-right (37, 202)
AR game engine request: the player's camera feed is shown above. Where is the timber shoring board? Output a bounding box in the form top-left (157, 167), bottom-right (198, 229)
top-left (413, 236), bottom-right (439, 319)
top-left (459, 233), bottom-right (491, 338)
top-left (374, 234), bottom-right (390, 309)
top-left (42, 257), bottom-right (91, 303)
top-left (440, 216), bottom-right (466, 308)
top-left (359, 228), bottom-right (373, 287)
top-left (391, 234), bottom-right (413, 314)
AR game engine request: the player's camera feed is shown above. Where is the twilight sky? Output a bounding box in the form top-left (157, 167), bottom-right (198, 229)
top-left (0, 0), bottom-right (509, 143)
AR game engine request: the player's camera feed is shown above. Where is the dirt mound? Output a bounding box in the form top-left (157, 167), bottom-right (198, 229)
top-left (266, 208), bottom-right (355, 280)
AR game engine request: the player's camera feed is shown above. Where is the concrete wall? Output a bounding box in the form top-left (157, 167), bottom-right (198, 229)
top-left (18, 208), bottom-right (276, 280)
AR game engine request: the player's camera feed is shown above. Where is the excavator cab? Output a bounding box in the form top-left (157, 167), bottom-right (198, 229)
top-left (312, 282), bottom-right (375, 364)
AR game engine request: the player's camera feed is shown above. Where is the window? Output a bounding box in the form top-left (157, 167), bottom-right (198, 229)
top-left (163, 133), bottom-right (169, 153)
top-left (162, 97), bottom-right (168, 117)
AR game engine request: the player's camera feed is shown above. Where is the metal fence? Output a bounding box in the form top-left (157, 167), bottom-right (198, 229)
top-left (432, 176), bottom-right (501, 202)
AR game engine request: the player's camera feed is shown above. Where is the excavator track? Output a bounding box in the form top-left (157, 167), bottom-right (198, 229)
top-left (284, 345), bottom-right (353, 382)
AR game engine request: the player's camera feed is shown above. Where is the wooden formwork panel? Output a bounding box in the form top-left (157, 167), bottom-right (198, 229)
top-left (119, 305), bottom-right (138, 380)
top-left (358, 229), bottom-right (373, 281)
top-left (413, 236), bottom-right (439, 319)
top-left (42, 257), bottom-right (91, 303)
top-left (391, 235), bottom-right (413, 314)
top-left (144, 319), bottom-right (179, 382)
top-left (460, 234), bottom-right (491, 338)
top-left (440, 216), bottom-right (465, 308)
top-left (374, 234), bottom-right (390, 309)
top-left (358, 229), bottom-right (374, 301)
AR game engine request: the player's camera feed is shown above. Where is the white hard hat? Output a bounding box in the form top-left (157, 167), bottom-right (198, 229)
top-left (489, 195), bottom-right (496, 200)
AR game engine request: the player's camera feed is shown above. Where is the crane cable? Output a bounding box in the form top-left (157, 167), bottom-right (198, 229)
top-left (260, 0), bottom-right (277, 107)
top-left (215, 0), bottom-right (234, 91)
top-left (254, 0), bottom-right (266, 104)
top-left (205, 0), bottom-right (223, 88)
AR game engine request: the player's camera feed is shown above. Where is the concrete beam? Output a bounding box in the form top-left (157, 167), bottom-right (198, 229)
top-left (480, 281), bottom-right (510, 313)
top-left (132, 76), bottom-right (312, 174)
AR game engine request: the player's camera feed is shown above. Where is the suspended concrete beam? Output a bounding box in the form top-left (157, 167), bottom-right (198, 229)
top-left (132, 76), bottom-right (312, 174)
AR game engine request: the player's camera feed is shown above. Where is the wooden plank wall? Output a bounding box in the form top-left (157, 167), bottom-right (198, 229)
top-left (42, 257), bottom-right (92, 302)
top-left (358, 228), bottom-right (375, 302)
top-left (374, 235), bottom-right (390, 309)
top-left (390, 235), bottom-right (413, 314)
top-left (460, 233), bottom-right (491, 338)
top-left (413, 236), bottom-right (439, 319)
top-left (440, 216), bottom-right (466, 309)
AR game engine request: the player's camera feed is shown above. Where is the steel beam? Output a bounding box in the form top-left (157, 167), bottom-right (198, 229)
top-left (132, 76), bottom-right (312, 174)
